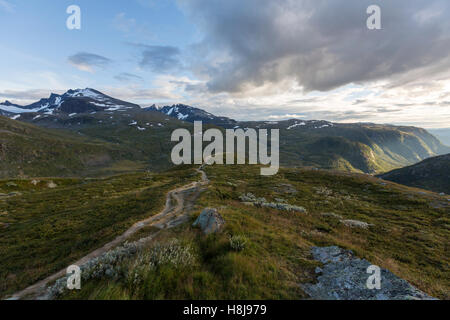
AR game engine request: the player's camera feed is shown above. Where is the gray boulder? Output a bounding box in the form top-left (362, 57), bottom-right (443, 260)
top-left (193, 208), bottom-right (225, 234)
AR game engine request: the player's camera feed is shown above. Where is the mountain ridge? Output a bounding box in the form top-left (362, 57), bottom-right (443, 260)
top-left (1, 88), bottom-right (449, 177)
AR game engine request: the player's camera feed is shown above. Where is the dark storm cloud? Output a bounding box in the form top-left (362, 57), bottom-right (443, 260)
top-left (67, 52), bottom-right (111, 72)
top-left (132, 44), bottom-right (181, 73)
top-left (180, 0), bottom-right (450, 93)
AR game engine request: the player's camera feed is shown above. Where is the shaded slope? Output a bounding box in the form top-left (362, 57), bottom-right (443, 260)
top-left (378, 153), bottom-right (450, 194)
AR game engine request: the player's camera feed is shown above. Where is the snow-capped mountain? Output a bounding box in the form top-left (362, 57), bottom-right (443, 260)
top-left (146, 104), bottom-right (237, 127)
top-left (0, 100), bottom-right (30, 115)
top-left (0, 88), bottom-right (140, 116)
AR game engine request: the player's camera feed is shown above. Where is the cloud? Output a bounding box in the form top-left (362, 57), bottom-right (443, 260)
top-left (267, 114), bottom-right (306, 120)
top-left (180, 0), bottom-right (450, 94)
top-left (114, 72), bottom-right (144, 83)
top-left (0, 89), bottom-right (62, 105)
top-left (0, 0), bottom-right (14, 12)
top-left (132, 44), bottom-right (182, 73)
top-left (68, 52), bottom-right (111, 72)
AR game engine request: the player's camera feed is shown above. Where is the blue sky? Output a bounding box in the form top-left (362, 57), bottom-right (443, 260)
top-left (0, 0), bottom-right (449, 128)
top-left (0, 0), bottom-right (195, 94)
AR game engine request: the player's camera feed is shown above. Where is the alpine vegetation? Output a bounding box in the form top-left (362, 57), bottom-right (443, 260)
top-left (171, 121), bottom-right (279, 176)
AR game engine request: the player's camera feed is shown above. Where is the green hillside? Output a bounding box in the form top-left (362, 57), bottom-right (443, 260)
top-left (0, 166), bottom-right (198, 297)
top-left (274, 122), bottom-right (450, 174)
top-left (1, 165), bottom-right (448, 299)
top-left (379, 154), bottom-right (450, 194)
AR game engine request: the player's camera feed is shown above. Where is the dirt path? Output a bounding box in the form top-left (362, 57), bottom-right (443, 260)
top-left (7, 168), bottom-right (209, 300)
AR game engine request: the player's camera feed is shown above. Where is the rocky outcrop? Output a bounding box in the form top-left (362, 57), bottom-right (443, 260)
top-left (321, 212), bottom-right (373, 229)
top-left (341, 219), bottom-right (372, 229)
top-left (274, 183), bottom-right (298, 194)
top-left (239, 193), bottom-right (307, 213)
top-left (302, 246), bottom-right (436, 300)
top-left (193, 208), bottom-right (225, 234)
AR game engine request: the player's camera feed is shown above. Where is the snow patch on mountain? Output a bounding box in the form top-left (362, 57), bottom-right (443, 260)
top-left (287, 122), bottom-right (306, 130)
top-left (0, 103), bottom-right (44, 114)
top-left (66, 88), bottom-right (105, 100)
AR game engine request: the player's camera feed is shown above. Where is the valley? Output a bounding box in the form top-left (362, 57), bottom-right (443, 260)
top-left (1, 88), bottom-right (449, 178)
top-left (1, 88), bottom-right (449, 300)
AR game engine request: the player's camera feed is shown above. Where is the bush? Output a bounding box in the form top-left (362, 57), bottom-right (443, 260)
top-left (229, 235), bottom-right (248, 252)
top-left (127, 240), bottom-right (195, 291)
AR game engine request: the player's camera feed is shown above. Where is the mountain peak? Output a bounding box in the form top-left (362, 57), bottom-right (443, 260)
top-left (0, 100), bottom-right (22, 108)
top-left (63, 88), bottom-right (105, 99)
top-left (0, 88), bottom-right (139, 116)
top-left (153, 103), bottom-right (237, 126)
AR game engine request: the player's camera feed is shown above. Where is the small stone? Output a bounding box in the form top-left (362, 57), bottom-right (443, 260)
top-left (47, 181), bottom-right (57, 189)
top-left (105, 269), bottom-right (114, 277)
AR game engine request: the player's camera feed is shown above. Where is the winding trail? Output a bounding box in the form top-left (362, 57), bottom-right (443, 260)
top-left (8, 167), bottom-right (209, 300)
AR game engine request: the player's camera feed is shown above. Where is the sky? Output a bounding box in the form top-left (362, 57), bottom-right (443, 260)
top-left (0, 0), bottom-right (449, 128)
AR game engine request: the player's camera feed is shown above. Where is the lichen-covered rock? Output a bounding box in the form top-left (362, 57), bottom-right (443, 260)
top-left (341, 219), bottom-right (372, 229)
top-left (321, 212), bottom-right (343, 219)
top-left (239, 193), bottom-right (257, 202)
top-left (274, 183), bottom-right (298, 194)
top-left (239, 193), bottom-right (307, 213)
top-left (193, 208), bottom-right (225, 234)
top-left (302, 246), bottom-right (436, 300)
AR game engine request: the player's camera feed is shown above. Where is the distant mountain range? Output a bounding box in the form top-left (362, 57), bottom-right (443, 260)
top-left (378, 153), bottom-right (450, 194)
top-left (429, 128), bottom-right (450, 147)
top-left (1, 88), bottom-right (449, 178)
top-left (145, 104), bottom-right (237, 127)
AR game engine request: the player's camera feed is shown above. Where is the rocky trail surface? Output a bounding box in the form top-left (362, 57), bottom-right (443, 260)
top-left (302, 246), bottom-right (436, 300)
top-left (7, 168), bottom-right (209, 300)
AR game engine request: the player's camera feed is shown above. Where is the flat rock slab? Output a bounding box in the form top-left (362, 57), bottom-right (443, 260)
top-left (302, 246), bottom-right (436, 300)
